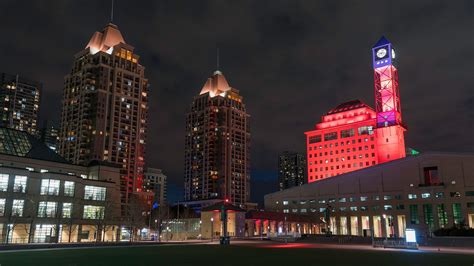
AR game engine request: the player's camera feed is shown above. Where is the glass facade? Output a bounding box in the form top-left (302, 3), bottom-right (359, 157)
top-left (40, 179), bottom-right (60, 196)
top-left (423, 204), bottom-right (434, 228)
top-left (0, 128), bottom-right (32, 156)
top-left (409, 204), bottom-right (419, 224)
top-left (83, 205), bottom-right (105, 219)
top-left (64, 181), bottom-right (75, 197)
top-left (0, 198), bottom-right (5, 216)
top-left (62, 203), bottom-right (72, 218)
top-left (437, 204), bottom-right (448, 228)
top-left (38, 201), bottom-right (58, 218)
top-left (13, 175), bottom-right (27, 193)
top-left (0, 174), bottom-right (8, 191)
top-left (84, 186), bottom-right (106, 201)
top-left (452, 203), bottom-right (462, 225)
top-left (12, 199), bottom-right (24, 216)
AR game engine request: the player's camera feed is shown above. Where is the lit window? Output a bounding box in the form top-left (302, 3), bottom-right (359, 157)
top-left (350, 206), bottom-right (358, 211)
top-left (360, 196), bottom-right (368, 201)
top-left (0, 174), bottom-right (8, 192)
top-left (38, 201), bottom-right (58, 218)
top-left (84, 186), bottom-right (106, 201)
top-left (83, 205), bottom-right (105, 220)
top-left (62, 203), bottom-right (72, 218)
top-left (421, 193), bottom-right (431, 199)
top-left (40, 179), bottom-right (60, 196)
top-left (383, 195), bottom-right (392, 200)
top-left (13, 175), bottom-right (27, 193)
top-left (408, 194), bottom-right (417, 200)
top-left (12, 199), bottom-right (24, 217)
top-left (282, 200), bottom-right (289, 206)
top-left (283, 209), bottom-right (289, 213)
top-left (384, 205), bottom-right (393, 211)
top-left (64, 181), bottom-right (75, 197)
top-left (0, 198), bottom-right (5, 216)
top-left (339, 197), bottom-right (346, 203)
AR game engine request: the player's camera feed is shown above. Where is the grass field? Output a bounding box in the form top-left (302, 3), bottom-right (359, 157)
top-left (0, 243), bottom-right (472, 266)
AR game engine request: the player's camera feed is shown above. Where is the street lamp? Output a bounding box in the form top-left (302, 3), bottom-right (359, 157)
top-left (210, 217), bottom-right (214, 242)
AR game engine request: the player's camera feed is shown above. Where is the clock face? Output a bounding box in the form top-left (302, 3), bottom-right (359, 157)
top-left (376, 48), bottom-right (387, 58)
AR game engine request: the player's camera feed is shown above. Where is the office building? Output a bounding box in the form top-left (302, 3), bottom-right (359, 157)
top-left (0, 73), bottom-right (41, 135)
top-left (0, 127), bottom-right (122, 243)
top-left (184, 70), bottom-right (250, 206)
top-left (278, 151), bottom-right (306, 190)
top-left (265, 152), bottom-right (474, 238)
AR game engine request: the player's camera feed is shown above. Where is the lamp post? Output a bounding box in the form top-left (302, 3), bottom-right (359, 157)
top-left (154, 219), bottom-right (158, 242)
top-left (210, 217), bottom-right (214, 242)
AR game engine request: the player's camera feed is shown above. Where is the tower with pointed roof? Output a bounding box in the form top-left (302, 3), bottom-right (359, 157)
top-left (184, 70), bottom-right (250, 206)
top-left (304, 36), bottom-right (407, 183)
top-left (59, 23), bottom-right (148, 208)
top-left (372, 36), bottom-right (406, 163)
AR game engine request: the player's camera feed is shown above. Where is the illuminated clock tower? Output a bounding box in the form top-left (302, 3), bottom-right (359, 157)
top-left (372, 36), bottom-right (406, 163)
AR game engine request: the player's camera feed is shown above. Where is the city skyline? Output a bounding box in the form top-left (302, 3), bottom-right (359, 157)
top-left (0, 1), bottom-right (472, 204)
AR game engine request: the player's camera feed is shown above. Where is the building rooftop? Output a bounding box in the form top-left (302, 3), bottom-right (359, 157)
top-left (265, 151), bottom-right (474, 198)
top-left (199, 70), bottom-right (231, 97)
top-left (0, 127), bottom-right (69, 164)
top-left (326, 99), bottom-right (373, 115)
top-left (85, 23), bottom-right (126, 55)
top-left (373, 35), bottom-right (391, 48)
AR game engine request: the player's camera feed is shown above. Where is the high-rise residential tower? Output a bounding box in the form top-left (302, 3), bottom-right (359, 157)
top-left (0, 73), bottom-right (41, 134)
top-left (59, 23), bottom-right (148, 206)
top-left (38, 120), bottom-right (59, 152)
top-left (305, 36), bottom-right (406, 183)
top-left (143, 168), bottom-right (167, 206)
top-left (184, 70), bottom-right (250, 206)
top-left (278, 151), bottom-right (307, 190)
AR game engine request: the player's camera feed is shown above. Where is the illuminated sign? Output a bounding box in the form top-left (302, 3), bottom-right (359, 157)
top-left (405, 229), bottom-right (416, 243)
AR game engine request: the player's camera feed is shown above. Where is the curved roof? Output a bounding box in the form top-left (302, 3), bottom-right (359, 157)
top-left (199, 70), bottom-right (231, 97)
top-left (326, 99), bottom-right (373, 115)
top-left (85, 23), bottom-right (126, 55)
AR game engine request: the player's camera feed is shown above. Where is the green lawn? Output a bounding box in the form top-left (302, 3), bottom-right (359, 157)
top-left (0, 244), bottom-right (472, 266)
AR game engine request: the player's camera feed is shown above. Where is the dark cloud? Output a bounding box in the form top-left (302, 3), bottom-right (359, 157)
top-left (0, 0), bottom-right (472, 204)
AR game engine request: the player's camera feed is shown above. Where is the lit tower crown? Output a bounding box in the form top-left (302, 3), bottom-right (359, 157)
top-left (372, 36), bottom-right (406, 163)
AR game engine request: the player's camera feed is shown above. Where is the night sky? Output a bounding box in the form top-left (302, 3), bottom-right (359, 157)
top-left (0, 1), bottom-right (472, 204)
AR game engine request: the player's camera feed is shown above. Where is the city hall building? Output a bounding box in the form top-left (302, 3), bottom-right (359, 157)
top-left (265, 152), bottom-right (474, 238)
top-left (0, 128), bottom-right (122, 243)
top-left (305, 36), bottom-right (406, 183)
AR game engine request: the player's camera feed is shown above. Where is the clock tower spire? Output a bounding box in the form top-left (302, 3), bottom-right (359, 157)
top-left (372, 36), bottom-right (406, 163)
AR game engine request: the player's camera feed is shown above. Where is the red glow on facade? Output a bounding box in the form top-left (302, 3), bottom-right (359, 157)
top-left (305, 36), bottom-right (406, 183)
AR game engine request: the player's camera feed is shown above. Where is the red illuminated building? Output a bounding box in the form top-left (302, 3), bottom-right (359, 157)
top-left (305, 36), bottom-right (406, 183)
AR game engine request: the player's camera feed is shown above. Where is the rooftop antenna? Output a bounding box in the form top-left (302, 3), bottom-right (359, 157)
top-left (216, 47), bottom-right (220, 71)
top-left (110, 0), bottom-right (114, 23)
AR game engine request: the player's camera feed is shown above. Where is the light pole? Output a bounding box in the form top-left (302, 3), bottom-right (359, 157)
top-left (210, 217), bottom-right (214, 242)
top-left (154, 219), bottom-right (158, 242)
